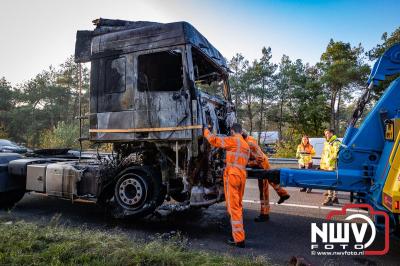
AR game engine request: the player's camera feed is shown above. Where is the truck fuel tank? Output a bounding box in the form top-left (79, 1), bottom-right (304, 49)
top-left (46, 162), bottom-right (82, 198)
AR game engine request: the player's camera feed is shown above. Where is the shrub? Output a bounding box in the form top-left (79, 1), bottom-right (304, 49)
top-left (274, 129), bottom-right (302, 158)
top-left (40, 121), bottom-right (80, 149)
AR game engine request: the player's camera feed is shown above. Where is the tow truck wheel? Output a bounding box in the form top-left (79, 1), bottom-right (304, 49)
top-left (0, 189), bottom-right (25, 210)
top-left (111, 166), bottom-right (165, 218)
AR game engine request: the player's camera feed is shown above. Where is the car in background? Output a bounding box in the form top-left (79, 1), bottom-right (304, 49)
top-left (0, 139), bottom-right (28, 154)
top-left (250, 131), bottom-right (279, 155)
top-left (263, 144), bottom-right (277, 155)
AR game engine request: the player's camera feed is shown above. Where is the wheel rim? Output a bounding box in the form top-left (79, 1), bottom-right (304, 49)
top-left (115, 173), bottom-right (148, 210)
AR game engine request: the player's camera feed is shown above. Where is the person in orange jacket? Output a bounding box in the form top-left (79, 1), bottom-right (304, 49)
top-left (203, 123), bottom-right (249, 248)
top-left (242, 131), bottom-right (290, 222)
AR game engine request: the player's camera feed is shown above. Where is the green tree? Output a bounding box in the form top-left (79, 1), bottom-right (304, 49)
top-left (318, 40), bottom-right (370, 134)
top-left (249, 47), bottom-right (277, 142)
top-left (2, 57), bottom-right (89, 147)
top-left (369, 27), bottom-right (400, 60)
top-left (273, 55), bottom-right (296, 139)
top-left (290, 65), bottom-right (330, 136)
top-left (228, 54), bottom-right (251, 128)
top-left (40, 121), bottom-right (80, 149)
top-left (368, 27), bottom-right (400, 98)
top-left (0, 77), bottom-right (15, 138)
top-left (57, 56), bottom-right (90, 122)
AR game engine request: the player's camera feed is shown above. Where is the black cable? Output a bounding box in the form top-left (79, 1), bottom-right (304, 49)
top-left (349, 84), bottom-right (373, 127)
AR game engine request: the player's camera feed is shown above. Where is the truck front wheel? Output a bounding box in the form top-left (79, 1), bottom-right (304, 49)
top-left (111, 167), bottom-right (165, 218)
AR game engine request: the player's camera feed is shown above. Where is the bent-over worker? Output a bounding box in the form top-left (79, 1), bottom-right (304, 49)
top-left (242, 131), bottom-right (290, 222)
top-left (203, 123), bottom-right (249, 248)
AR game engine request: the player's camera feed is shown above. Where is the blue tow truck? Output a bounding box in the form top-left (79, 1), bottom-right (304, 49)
top-left (249, 43), bottom-right (400, 234)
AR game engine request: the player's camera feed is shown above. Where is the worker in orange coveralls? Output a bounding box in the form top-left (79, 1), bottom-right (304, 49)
top-left (203, 123), bottom-right (249, 248)
top-left (242, 130), bottom-right (290, 222)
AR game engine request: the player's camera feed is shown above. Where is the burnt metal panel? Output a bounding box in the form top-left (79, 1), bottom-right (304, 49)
top-left (92, 18), bottom-right (161, 35)
top-left (92, 23), bottom-right (185, 56)
top-left (75, 31), bottom-right (93, 63)
top-left (74, 19), bottom-right (227, 72)
top-left (94, 111), bottom-right (135, 141)
top-left (97, 54), bottom-right (134, 113)
top-left (132, 92), bottom-right (192, 140)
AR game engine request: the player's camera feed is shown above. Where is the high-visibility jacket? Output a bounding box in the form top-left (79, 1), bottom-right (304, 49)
top-left (296, 144), bottom-right (316, 166)
top-left (204, 129), bottom-right (250, 176)
top-left (245, 135), bottom-right (270, 170)
top-left (320, 135), bottom-right (341, 170)
top-left (203, 128), bottom-right (249, 243)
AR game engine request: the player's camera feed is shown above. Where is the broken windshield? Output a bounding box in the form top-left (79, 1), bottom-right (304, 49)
top-left (192, 47), bottom-right (226, 99)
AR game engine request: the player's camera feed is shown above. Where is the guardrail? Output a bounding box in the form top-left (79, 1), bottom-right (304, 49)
top-left (268, 158), bottom-right (297, 164)
top-left (269, 157), bottom-right (322, 164)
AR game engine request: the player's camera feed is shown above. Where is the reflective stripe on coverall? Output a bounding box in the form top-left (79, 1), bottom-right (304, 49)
top-left (245, 136), bottom-right (288, 215)
top-left (204, 128), bottom-right (249, 243)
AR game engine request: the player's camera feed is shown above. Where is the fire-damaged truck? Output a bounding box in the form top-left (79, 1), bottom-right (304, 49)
top-left (0, 18), bottom-right (236, 218)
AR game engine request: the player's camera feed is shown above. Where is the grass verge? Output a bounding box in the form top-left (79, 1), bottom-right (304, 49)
top-left (0, 220), bottom-right (270, 265)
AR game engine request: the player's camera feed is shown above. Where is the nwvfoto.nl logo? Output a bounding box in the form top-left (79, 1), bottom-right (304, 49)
top-left (310, 204), bottom-right (389, 256)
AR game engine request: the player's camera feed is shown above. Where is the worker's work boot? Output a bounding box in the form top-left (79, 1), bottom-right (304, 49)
top-left (227, 238), bottom-right (245, 248)
top-left (254, 214), bottom-right (269, 222)
top-left (300, 188), bottom-right (307, 192)
top-left (322, 198), bottom-right (333, 206)
top-left (277, 194), bottom-right (290, 204)
top-left (332, 197), bottom-right (339, 204)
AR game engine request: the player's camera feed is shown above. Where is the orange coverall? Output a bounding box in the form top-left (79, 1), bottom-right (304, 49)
top-left (245, 136), bottom-right (289, 215)
top-left (204, 128), bottom-right (250, 243)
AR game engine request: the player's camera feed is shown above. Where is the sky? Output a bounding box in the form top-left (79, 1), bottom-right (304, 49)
top-left (0, 0), bottom-right (399, 85)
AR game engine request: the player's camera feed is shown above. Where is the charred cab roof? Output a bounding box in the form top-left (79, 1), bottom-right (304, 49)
top-left (75, 18), bottom-right (228, 71)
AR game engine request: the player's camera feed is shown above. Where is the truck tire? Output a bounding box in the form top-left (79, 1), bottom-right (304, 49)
top-left (0, 189), bottom-right (25, 210)
top-left (111, 166), bottom-right (165, 218)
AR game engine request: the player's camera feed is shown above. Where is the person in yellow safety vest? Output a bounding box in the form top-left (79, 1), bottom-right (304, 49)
top-left (297, 135), bottom-right (316, 193)
top-left (203, 123), bottom-right (249, 248)
top-left (242, 130), bottom-right (290, 222)
top-left (320, 129), bottom-right (341, 206)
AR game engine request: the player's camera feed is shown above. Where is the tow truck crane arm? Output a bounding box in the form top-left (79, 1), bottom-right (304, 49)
top-left (248, 43), bottom-right (400, 232)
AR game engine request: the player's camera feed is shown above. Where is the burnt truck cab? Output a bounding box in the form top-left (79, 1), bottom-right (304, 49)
top-left (76, 19), bottom-right (232, 141)
top-left (72, 19), bottom-right (236, 217)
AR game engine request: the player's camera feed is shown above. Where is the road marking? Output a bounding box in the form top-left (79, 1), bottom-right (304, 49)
top-left (243, 199), bottom-right (368, 213)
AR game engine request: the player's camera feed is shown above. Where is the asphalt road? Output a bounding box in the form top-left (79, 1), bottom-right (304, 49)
top-left (1, 179), bottom-right (400, 265)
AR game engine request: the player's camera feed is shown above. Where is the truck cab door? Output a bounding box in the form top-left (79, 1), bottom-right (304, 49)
top-left (90, 54), bottom-right (136, 141)
top-left (133, 48), bottom-right (191, 139)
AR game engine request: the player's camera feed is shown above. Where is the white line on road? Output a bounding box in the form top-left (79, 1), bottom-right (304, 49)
top-left (243, 200), bottom-right (368, 213)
